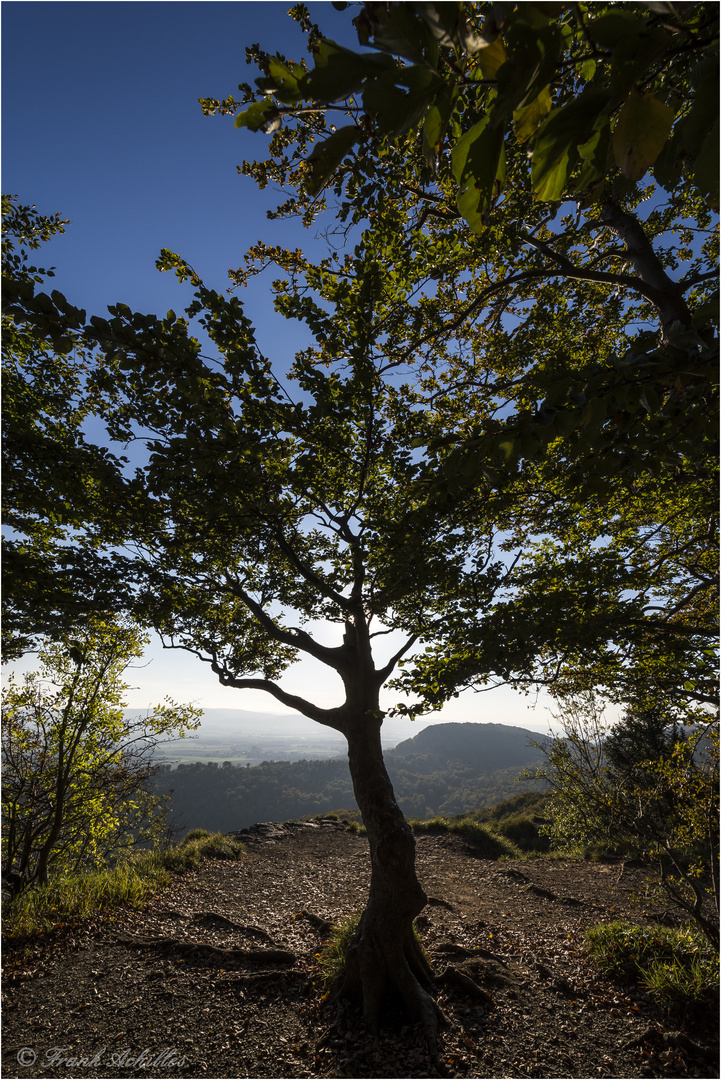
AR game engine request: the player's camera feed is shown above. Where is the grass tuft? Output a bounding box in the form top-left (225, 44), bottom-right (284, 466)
top-left (409, 816), bottom-right (523, 858)
top-left (585, 920), bottom-right (718, 1010)
top-left (317, 912), bottom-right (428, 988)
top-left (318, 913), bottom-right (362, 986)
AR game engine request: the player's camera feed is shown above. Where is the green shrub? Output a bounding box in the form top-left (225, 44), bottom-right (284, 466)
top-left (492, 815), bottom-right (550, 853)
top-left (585, 921), bottom-right (718, 1010)
top-left (179, 831), bottom-right (245, 862)
top-left (182, 827), bottom-right (213, 842)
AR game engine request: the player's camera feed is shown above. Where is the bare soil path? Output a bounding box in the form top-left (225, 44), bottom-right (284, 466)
top-left (2, 820), bottom-right (718, 1079)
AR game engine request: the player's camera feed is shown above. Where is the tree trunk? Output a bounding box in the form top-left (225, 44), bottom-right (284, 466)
top-left (336, 707), bottom-right (446, 1048)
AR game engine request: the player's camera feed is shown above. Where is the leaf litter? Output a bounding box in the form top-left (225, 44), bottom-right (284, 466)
top-left (2, 819), bottom-right (718, 1079)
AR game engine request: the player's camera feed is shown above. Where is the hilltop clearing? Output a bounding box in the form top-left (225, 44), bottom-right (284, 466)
top-left (2, 820), bottom-right (717, 1079)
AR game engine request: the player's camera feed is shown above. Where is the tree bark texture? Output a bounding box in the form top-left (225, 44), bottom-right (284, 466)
top-left (599, 200), bottom-right (692, 336)
top-left (338, 706), bottom-right (446, 1047)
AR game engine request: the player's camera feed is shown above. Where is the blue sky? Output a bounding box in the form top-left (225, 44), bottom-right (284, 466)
top-left (3, 1), bottom-right (557, 735)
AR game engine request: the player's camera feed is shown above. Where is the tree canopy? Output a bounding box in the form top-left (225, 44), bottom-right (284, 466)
top-left (211, 1), bottom-right (718, 715)
top-left (1, 196), bottom-right (136, 658)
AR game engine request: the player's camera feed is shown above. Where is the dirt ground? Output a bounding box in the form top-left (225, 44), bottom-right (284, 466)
top-left (2, 819), bottom-right (718, 1080)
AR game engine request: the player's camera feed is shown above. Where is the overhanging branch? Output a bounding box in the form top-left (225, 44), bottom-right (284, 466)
top-left (223, 575), bottom-right (346, 670)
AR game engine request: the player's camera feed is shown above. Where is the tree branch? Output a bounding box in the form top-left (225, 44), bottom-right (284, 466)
top-left (597, 201), bottom-right (692, 332)
top-left (158, 637), bottom-right (348, 733)
top-left (376, 634), bottom-right (419, 685)
top-left (223, 575), bottom-right (347, 669)
top-left (271, 527), bottom-right (352, 612)
top-left (210, 670), bottom-right (347, 733)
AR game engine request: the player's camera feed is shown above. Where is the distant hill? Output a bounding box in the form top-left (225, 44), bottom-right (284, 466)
top-left (388, 722), bottom-right (546, 773)
top-left (148, 720), bottom-right (549, 835)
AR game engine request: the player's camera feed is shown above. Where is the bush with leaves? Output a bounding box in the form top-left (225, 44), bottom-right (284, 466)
top-left (529, 693), bottom-right (719, 948)
top-left (1, 617), bottom-right (200, 893)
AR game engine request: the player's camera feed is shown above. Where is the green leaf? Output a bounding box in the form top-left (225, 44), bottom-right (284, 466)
top-left (494, 22), bottom-right (562, 124)
top-left (532, 87), bottom-right (611, 201)
top-left (693, 117), bottom-right (719, 209)
top-left (423, 85), bottom-right (457, 156)
top-left (415, 3), bottom-right (468, 55)
top-left (477, 37), bottom-right (507, 80)
top-left (574, 120), bottom-right (612, 195)
top-left (609, 26), bottom-right (671, 96)
top-left (363, 66), bottom-right (441, 137)
top-left (580, 59), bottom-right (596, 82)
top-left (452, 118), bottom-right (505, 230)
top-left (234, 99), bottom-right (279, 133)
top-left (255, 58), bottom-right (306, 105)
top-left (586, 11), bottom-right (646, 47)
top-left (306, 126), bottom-right (361, 195)
top-left (301, 40), bottom-right (397, 103)
top-left (513, 86), bottom-right (552, 144)
top-left (613, 91), bottom-right (674, 183)
top-left (363, 4), bottom-right (440, 67)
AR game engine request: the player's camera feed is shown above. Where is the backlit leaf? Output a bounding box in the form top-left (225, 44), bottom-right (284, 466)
top-left (613, 91), bottom-right (674, 183)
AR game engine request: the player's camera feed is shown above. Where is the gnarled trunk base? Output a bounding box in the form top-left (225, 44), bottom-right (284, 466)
top-left (333, 910), bottom-right (449, 1052)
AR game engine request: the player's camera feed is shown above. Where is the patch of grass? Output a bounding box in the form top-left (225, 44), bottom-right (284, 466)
top-left (491, 815), bottom-right (550, 853)
top-left (318, 913), bottom-right (362, 986)
top-left (585, 921), bottom-right (718, 1011)
top-left (410, 816), bottom-right (523, 858)
top-left (468, 791), bottom-right (551, 824)
top-left (2, 858), bottom-right (170, 939)
top-left (640, 952), bottom-right (719, 1010)
top-left (410, 816), bottom-right (449, 835)
top-left (344, 820), bottom-right (367, 835)
top-left (2, 832), bottom-right (245, 940)
top-left (317, 913), bottom-right (428, 988)
top-left (178, 830), bottom-right (245, 862)
top-left (183, 827), bottom-right (214, 842)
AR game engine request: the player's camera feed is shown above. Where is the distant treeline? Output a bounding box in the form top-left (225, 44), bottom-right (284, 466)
top-left (148, 750), bottom-right (548, 836)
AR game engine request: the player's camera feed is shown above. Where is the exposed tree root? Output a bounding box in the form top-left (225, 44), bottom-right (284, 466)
top-left (435, 963), bottom-right (495, 1008)
top-left (188, 912), bottom-right (277, 942)
top-left (426, 895), bottom-right (455, 911)
top-left (225, 969), bottom-right (308, 990)
top-left (298, 909), bottom-right (332, 935)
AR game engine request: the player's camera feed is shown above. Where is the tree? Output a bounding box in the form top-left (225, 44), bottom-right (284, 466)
top-left (1, 617), bottom-right (200, 892)
top-left (64, 233), bottom-right (533, 1043)
top-left (397, 433), bottom-right (718, 715)
top-left (231, 3), bottom-right (717, 215)
top-left (529, 692), bottom-right (719, 948)
top-left (2, 0), bottom-right (717, 1046)
top-left (1, 196), bottom-right (136, 658)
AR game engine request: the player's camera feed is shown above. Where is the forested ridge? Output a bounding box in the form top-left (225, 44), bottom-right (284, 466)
top-left (149, 722), bottom-right (548, 834)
